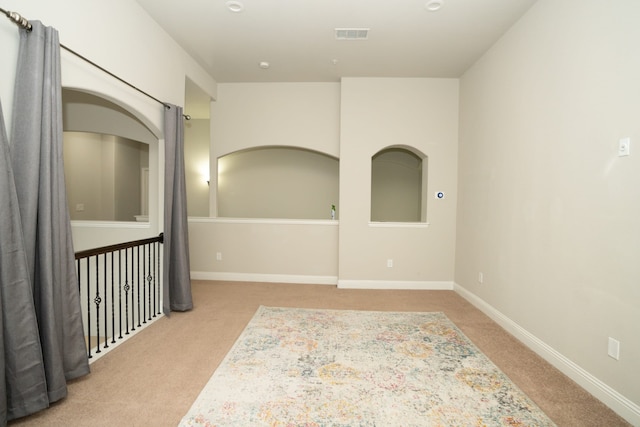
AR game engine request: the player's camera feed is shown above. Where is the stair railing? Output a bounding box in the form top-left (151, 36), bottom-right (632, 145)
top-left (75, 233), bottom-right (164, 359)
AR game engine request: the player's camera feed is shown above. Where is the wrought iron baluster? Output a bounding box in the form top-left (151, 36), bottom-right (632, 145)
top-left (102, 253), bottom-right (109, 349)
top-left (147, 242), bottom-right (153, 321)
top-left (152, 241), bottom-right (157, 317)
top-left (78, 258), bottom-right (89, 358)
top-left (142, 243), bottom-right (147, 324)
top-left (137, 246), bottom-right (141, 324)
top-left (110, 251), bottom-right (116, 344)
top-left (156, 238), bottom-right (162, 315)
top-left (124, 248), bottom-right (130, 335)
top-left (86, 258), bottom-right (92, 358)
top-left (94, 256), bottom-right (102, 354)
top-left (130, 246), bottom-right (136, 332)
top-left (133, 246), bottom-right (141, 327)
top-left (118, 249), bottom-right (123, 340)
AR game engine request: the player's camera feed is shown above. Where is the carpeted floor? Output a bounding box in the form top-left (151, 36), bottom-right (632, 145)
top-left (179, 306), bottom-right (556, 426)
top-left (9, 280), bottom-right (631, 426)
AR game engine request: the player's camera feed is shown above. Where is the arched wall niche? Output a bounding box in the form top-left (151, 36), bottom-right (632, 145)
top-left (216, 145), bottom-right (339, 220)
top-left (60, 52), bottom-right (163, 139)
top-left (62, 88), bottom-right (158, 143)
top-left (216, 144), bottom-right (337, 159)
top-left (371, 144), bottom-right (428, 223)
top-left (62, 88), bottom-right (157, 223)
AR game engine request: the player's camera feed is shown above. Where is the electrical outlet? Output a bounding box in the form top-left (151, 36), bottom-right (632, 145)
top-left (478, 272), bottom-right (484, 284)
top-left (216, 252), bottom-right (222, 261)
top-left (618, 137), bottom-right (630, 157)
top-left (387, 259), bottom-right (393, 268)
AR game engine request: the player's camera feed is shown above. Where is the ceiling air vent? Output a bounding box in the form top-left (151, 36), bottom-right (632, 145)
top-left (335, 28), bottom-right (369, 40)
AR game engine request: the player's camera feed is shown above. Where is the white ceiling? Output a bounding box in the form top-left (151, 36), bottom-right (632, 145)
top-left (136, 0), bottom-right (537, 116)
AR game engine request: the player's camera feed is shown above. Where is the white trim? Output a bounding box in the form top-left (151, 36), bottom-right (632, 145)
top-left (368, 221), bottom-right (430, 228)
top-left (453, 283), bottom-right (640, 427)
top-left (190, 271), bottom-right (337, 285)
top-left (71, 220), bottom-right (150, 229)
top-left (188, 217), bottom-right (339, 226)
top-left (87, 313), bottom-right (164, 364)
top-left (338, 280), bottom-right (453, 290)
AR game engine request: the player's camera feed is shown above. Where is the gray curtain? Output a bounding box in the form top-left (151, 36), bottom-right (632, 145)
top-left (0, 99), bottom-right (48, 424)
top-left (163, 104), bottom-right (193, 314)
top-left (2, 21), bottom-right (89, 424)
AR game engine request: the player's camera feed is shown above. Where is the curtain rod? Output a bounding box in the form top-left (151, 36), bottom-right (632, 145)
top-left (1, 7), bottom-right (191, 120)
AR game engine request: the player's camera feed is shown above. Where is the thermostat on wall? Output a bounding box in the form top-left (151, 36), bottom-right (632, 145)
top-left (435, 191), bottom-right (445, 199)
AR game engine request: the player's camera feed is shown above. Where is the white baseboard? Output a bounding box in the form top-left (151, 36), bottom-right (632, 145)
top-left (88, 313), bottom-right (165, 364)
top-left (338, 280), bottom-right (454, 290)
top-left (190, 271), bottom-right (337, 285)
top-left (453, 282), bottom-right (640, 427)
top-left (190, 274), bottom-right (454, 290)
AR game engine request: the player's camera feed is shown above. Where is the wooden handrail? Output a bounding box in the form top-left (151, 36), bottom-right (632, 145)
top-left (75, 233), bottom-right (163, 259)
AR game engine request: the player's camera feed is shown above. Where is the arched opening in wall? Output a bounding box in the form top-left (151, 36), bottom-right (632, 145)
top-left (62, 88), bottom-right (156, 222)
top-left (217, 146), bottom-right (339, 220)
top-left (371, 146), bottom-right (427, 222)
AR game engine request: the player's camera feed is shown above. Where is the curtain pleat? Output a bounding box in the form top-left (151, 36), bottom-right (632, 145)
top-left (2, 21), bottom-right (90, 424)
top-left (0, 99), bottom-right (49, 425)
top-left (163, 104), bottom-right (193, 314)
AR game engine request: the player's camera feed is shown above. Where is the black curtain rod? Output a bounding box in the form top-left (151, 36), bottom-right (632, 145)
top-left (1, 7), bottom-right (191, 120)
top-left (59, 44), bottom-right (191, 120)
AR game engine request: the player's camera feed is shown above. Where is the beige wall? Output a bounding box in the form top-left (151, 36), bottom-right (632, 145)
top-left (456, 0), bottom-right (640, 419)
top-left (1, 0), bottom-right (217, 250)
top-left (190, 83), bottom-right (341, 279)
top-left (211, 83), bottom-right (340, 157)
top-left (64, 132), bottom-right (111, 221)
top-left (64, 133), bottom-right (148, 222)
top-left (193, 79), bottom-right (458, 287)
top-left (113, 137), bottom-right (147, 221)
top-left (339, 78), bottom-right (459, 286)
top-left (189, 218), bottom-right (339, 284)
top-left (210, 82), bottom-right (341, 214)
top-left (184, 119), bottom-right (210, 217)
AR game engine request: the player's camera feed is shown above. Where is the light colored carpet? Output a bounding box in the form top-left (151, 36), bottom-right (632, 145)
top-left (180, 306), bottom-right (555, 426)
top-left (8, 281), bottom-right (630, 426)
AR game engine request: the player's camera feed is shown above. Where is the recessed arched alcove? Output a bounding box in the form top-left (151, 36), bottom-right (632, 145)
top-left (371, 145), bottom-right (428, 222)
top-left (61, 88), bottom-right (157, 222)
top-left (217, 146), bottom-right (339, 220)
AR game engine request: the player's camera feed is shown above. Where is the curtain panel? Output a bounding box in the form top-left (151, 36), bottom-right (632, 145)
top-left (1, 21), bottom-right (89, 425)
top-left (0, 99), bottom-right (48, 424)
top-left (163, 104), bottom-right (193, 315)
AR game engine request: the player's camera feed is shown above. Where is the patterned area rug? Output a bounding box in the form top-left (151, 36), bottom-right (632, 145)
top-left (179, 306), bottom-right (555, 426)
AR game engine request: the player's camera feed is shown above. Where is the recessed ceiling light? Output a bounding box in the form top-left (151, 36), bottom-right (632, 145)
top-left (425, 0), bottom-right (443, 11)
top-left (259, 61), bottom-right (270, 69)
top-left (226, 0), bottom-right (244, 13)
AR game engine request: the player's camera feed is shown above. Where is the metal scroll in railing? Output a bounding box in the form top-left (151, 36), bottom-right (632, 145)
top-left (75, 233), bottom-right (164, 359)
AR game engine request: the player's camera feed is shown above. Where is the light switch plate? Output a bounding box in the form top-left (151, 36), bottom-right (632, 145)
top-left (608, 337), bottom-right (620, 360)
